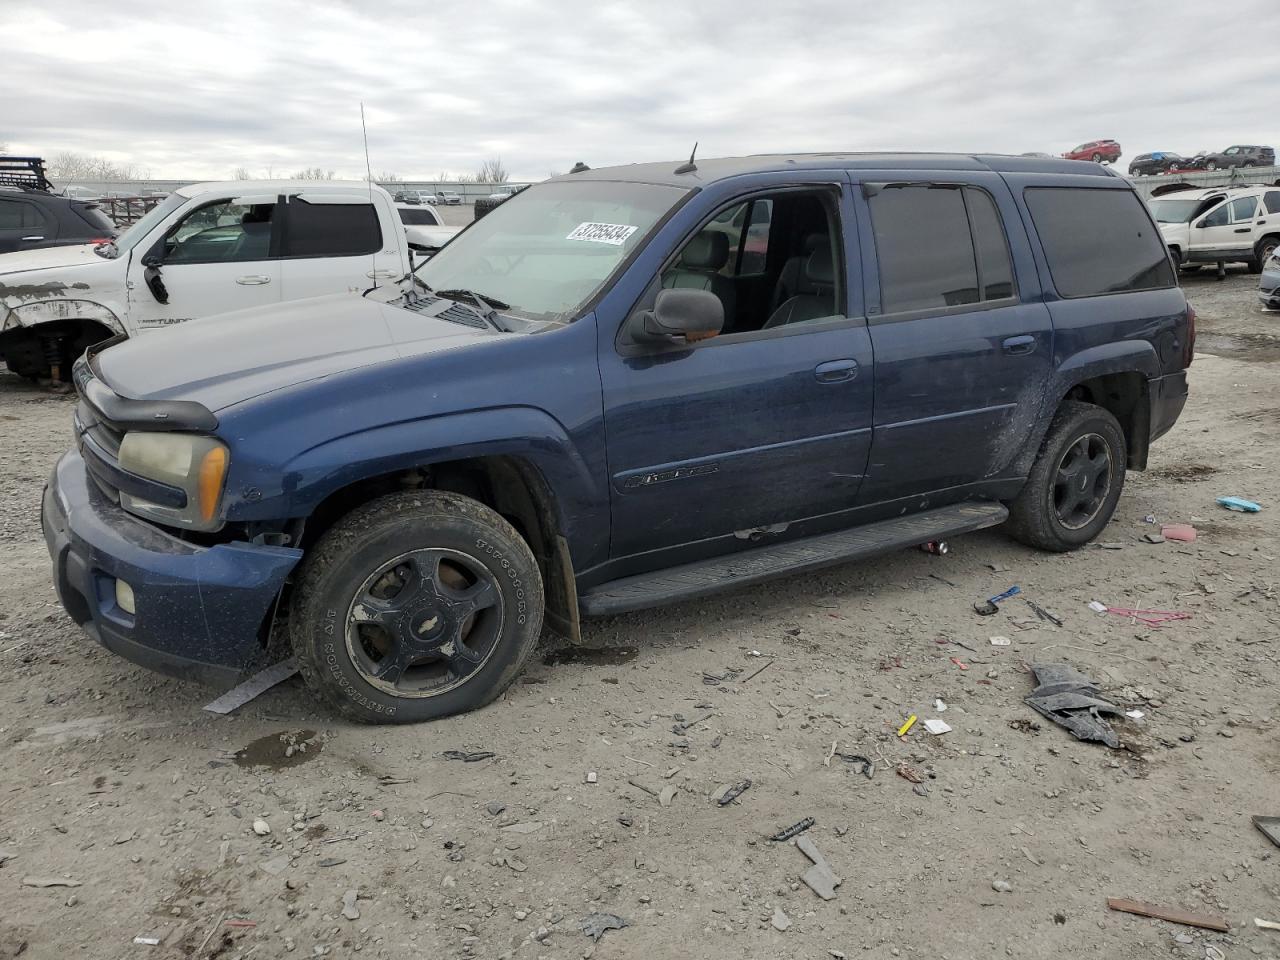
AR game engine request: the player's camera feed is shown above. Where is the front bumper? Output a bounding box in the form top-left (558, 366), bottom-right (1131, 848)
top-left (1149, 369), bottom-right (1189, 443)
top-left (1259, 278), bottom-right (1280, 309)
top-left (42, 449), bottom-right (303, 686)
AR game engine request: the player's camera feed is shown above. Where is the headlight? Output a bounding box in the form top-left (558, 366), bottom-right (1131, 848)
top-left (117, 432), bottom-right (229, 530)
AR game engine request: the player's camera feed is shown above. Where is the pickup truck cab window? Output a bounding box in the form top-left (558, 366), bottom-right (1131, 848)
top-left (163, 199), bottom-right (278, 263)
top-left (416, 180), bottom-right (688, 322)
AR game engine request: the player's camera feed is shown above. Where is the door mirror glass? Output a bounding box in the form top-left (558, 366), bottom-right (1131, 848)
top-left (635, 288), bottom-right (724, 343)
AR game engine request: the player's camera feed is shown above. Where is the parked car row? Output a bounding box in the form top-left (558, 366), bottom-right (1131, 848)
top-left (33, 152), bottom-right (1194, 724)
top-left (1130, 145), bottom-right (1275, 176)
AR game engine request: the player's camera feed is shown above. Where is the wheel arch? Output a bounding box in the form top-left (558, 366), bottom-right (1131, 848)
top-left (0, 299), bottom-right (122, 378)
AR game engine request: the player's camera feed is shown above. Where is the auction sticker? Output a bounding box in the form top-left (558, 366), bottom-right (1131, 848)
top-left (566, 222), bottom-right (638, 245)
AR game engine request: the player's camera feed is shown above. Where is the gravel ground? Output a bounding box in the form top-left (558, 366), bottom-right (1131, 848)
top-left (0, 274), bottom-right (1277, 960)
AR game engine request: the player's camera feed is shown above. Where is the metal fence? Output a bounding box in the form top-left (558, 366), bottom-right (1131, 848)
top-left (1129, 165), bottom-right (1280, 199)
top-left (49, 179), bottom-right (535, 203)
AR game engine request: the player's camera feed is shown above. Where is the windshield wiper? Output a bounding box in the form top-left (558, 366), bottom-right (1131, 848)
top-left (434, 288), bottom-right (512, 332)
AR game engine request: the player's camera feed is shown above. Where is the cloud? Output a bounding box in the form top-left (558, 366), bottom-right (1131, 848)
top-left (1, 0), bottom-right (1276, 180)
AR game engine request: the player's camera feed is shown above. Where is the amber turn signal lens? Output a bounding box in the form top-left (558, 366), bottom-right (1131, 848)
top-left (197, 445), bottom-right (229, 523)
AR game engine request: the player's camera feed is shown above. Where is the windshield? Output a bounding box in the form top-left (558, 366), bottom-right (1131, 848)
top-left (416, 179), bottom-right (689, 321)
top-left (1150, 197), bottom-right (1219, 223)
top-left (111, 193), bottom-right (186, 252)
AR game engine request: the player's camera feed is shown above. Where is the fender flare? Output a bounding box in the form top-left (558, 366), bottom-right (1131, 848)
top-left (3, 298), bottom-right (125, 336)
top-left (1009, 341), bottom-right (1159, 477)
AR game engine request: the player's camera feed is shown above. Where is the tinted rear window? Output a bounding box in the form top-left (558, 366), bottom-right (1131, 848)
top-left (284, 200), bottom-right (380, 257)
top-left (73, 203), bottom-right (116, 233)
top-left (1025, 187), bottom-right (1174, 298)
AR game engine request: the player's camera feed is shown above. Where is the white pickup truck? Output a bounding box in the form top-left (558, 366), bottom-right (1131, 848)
top-left (0, 180), bottom-right (415, 380)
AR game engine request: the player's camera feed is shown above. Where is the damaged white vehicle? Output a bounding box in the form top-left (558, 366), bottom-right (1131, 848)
top-left (0, 180), bottom-right (414, 380)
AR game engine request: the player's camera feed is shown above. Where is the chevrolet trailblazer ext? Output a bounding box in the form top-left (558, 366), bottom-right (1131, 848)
top-left (43, 153), bottom-right (1193, 723)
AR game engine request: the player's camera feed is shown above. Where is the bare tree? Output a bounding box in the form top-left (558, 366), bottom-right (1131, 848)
top-left (291, 167), bottom-right (337, 180)
top-left (375, 171), bottom-right (401, 182)
top-left (48, 151), bottom-right (145, 181)
top-left (475, 157), bottom-right (509, 184)
top-left (233, 166), bottom-right (254, 180)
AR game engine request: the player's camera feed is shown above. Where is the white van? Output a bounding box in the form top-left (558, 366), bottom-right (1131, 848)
top-left (1152, 186), bottom-right (1280, 272)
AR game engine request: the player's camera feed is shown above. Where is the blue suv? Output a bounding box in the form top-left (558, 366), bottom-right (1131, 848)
top-left (42, 153), bottom-right (1193, 722)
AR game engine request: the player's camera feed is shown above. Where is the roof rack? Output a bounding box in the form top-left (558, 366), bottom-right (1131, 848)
top-left (0, 156), bottom-right (53, 193)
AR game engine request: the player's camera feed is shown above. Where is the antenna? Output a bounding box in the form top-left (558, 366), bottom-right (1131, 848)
top-left (360, 102), bottom-right (380, 292)
top-left (674, 142), bottom-right (698, 175)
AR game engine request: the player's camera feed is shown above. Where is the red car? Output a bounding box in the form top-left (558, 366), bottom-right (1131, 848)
top-left (1063, 139), bottom-right (1122, 163)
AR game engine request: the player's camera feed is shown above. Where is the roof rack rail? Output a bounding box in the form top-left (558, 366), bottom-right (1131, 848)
top-left (0, 156), bottom-right (54, 193)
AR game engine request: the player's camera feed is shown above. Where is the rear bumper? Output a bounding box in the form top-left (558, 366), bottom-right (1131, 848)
top-left (1149, 369), bottom-right (1189, 443)
top-left (42, 449), bottom-right (302, 686)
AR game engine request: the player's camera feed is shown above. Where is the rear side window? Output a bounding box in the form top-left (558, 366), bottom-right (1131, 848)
top-left (868, 184), bottom-right (1013, 314)
top-left (74, 203), bottom-right (116, 233)
top-left (1024, 187), bottom-right (1174, 298)
top-left (1266, 191), bottom-right (1280, 215)
top-left (0, 199), bottom-right (41, 229)
top-left (1229, 196), bottom-right (1258, 222)
top-left (284, 200), bottom-right (381, 257)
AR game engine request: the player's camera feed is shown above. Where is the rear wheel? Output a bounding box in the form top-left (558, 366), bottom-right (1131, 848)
top-left (1091, 152), bottom-right (1103, 163)
top-left (290, 490), bottom-right (544, 723)
top-left (1251, 236), bottom-right (1279, 275)
top-left (1006, 401), bottom-right (1127, 552)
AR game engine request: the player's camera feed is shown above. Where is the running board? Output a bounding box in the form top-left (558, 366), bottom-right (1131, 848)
top-left (579, 502), bottom-right (1009, 616)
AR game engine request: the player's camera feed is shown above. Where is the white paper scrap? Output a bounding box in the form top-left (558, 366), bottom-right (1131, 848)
top-left (923, 718), bottom-right (952, 735)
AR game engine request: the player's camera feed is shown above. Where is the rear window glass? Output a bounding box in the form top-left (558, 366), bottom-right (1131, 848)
top-left (74, 203), bottom-right (116, 233)
top-left (869, 185), bottom-right (978, 313)
top-left (399, 207), bottom-right (441, 225)
top-left (1024, 187), bottom-right (1174, 298)
top-left (284, 200), bottom-right (380, 257)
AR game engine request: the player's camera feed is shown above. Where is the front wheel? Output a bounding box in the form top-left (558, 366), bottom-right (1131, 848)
top-left (1251, 236), bottom-right (1279, 275)
top-left (290, 490), bottom-right (544, 723)
top-left (1206, 160), bottom-right (1218, 171)
top-left (1006, 401), bottom-right (1127, 552)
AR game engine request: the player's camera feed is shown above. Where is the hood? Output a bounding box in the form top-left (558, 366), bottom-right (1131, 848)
top-left (1159, 221), bottom-right (1189, 239)
top-left (94, 293), bottom-right (504, 413)
top-left (0, 243), bottom-right (112, 277)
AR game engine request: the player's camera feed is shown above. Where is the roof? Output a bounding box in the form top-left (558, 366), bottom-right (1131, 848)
top-left (551, 152), bottom-right (1118, 188)
top-left (174, 179), bottom-right (390, 198)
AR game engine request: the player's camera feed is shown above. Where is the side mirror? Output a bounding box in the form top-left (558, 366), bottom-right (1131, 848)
top-left (1194, 221), bottom-right (1207, 229)
top-left (141, 252), bottom-right (163, 267)
top-left (634, 288), bottom-right (724, 344)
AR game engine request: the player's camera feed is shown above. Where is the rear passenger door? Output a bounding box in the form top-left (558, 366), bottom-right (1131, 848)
top-left (0, 196), bottom-right (56, 252)
top-left (1190, 195), bottom-right (1259, 258)
top-left (852, 174), bottom-right (1053, 505)
top-left (278, 193), bottom-right (400, 301)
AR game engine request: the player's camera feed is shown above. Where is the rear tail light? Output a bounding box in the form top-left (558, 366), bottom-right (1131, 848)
top-left (1183, 302), bottom-right (1196, 368)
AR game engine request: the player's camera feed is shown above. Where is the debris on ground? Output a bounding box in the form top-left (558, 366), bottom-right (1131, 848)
top-left (1105, 897), bottom-right (1229, 932)
top-left (132, 935), bottom-right (161, 945)
top-left (1255, 918), bottom-right (1280, 931)
top-left (1253, 815), bottom-right (1280, 849)
top-left (1160, 523), bottom-right (1197, 542)
top-left (252, 819), bottom-right (271, 836)
top-left (770, 817), bottom-right (815, 842)
top-left (835, 753), bottom-right (874, 778)
top-left (1024, 598), bottom-right (1064, 626)
top-left (896, 715), bottom-right (917, 737)
top-left (580, 912), bottom-right (629, 941)
top-left (1217, 496), bottom-right (1261, 512)
top-left (771, 906), bottom-right (792, 931)
top-left (974, 585), bottom-right (1021, 615)
top-left (923, 718), bottom-right (952, 735)
top-left (1024, 663), bottom-right (1122, 748)
top-left (442, 750), bottom-right (495, 762)
top-left (713, 779), bottom-right (751, 806)
top-left (796, 834), bottom-right (842, 900)
top-left (991, 879), bottom-right (1013, 893)
top-left (341, 889), bottom-right (360, 921)
top-left (990, 636), bottom-right (1011, 646)
top-left (201, 658), bottom-right (299, 714)
top-left (896, 764), bottom-right (925, 784)
top-left (1102, 606), bottom-right (1192, 627)
top-left (1143, 533), bottom-right (1166, 543)
top-left (658, 785), bottom-right (678, 806)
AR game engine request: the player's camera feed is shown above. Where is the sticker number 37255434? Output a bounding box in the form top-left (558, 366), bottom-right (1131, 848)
top-left (565, 222), bottom-right (638, 245)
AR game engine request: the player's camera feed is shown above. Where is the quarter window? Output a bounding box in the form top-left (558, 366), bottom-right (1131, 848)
top-left (1265, 191), bottom-right (1280, 215)
top-left (1024, 187), bottom-right (1174, 298)
top-left (283, 200), bottom-right (381, 257)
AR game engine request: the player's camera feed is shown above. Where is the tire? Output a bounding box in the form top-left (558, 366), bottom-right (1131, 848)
top-left (1006, 400), bottom-right (1127, 553)
top-left (290, 490), bottom-right (544, 723)
top-left (1091, 153), bottom-right (1103, 163)
top-left (1206, 160), bottom-right (1218, 171)
top-left (1251, 236), bottom-right (1279, 275)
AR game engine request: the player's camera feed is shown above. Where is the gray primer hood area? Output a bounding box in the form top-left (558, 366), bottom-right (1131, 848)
top-left (94, 294), bottom-right (499, 412)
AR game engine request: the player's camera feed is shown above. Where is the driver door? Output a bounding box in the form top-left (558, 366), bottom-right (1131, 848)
top-left (127, 194), bottom-right (283, 332)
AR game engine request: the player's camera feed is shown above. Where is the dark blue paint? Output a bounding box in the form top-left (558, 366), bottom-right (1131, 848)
top-left (44, 154), bottom-right (1191, 681)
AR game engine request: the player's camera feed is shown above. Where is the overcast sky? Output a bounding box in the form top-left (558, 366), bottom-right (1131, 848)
top-left (3, 0), bottom-right (1277, 182)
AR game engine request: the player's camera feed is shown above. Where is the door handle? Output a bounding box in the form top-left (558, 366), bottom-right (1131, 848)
top-left (236, 275), bottom-right (272, 285)
top-left (1001, 335), bottom-right (1037, 356)
top-left (366, 269), bottom-right (399, 279)
top-left (20, 235), bottom-right (44, 241)
top-left (1232, 228), bottom-right (1250, 234)
top-left (814, 359), bottom-right (858, 383)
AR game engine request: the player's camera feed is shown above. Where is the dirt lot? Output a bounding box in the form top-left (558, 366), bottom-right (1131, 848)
top-left (1, 274), bottom-right (1277, 960)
